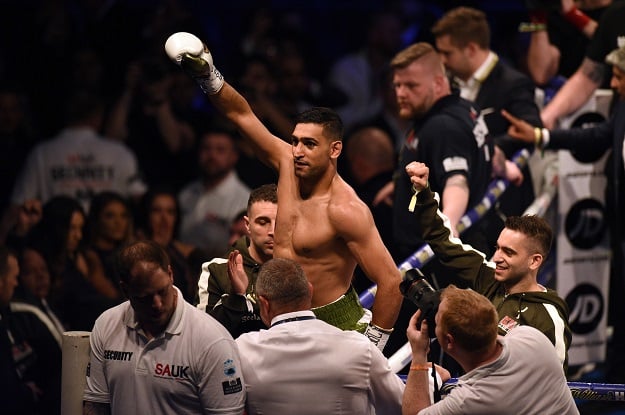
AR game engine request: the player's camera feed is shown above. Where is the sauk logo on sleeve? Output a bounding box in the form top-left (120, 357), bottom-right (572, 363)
top-left (222, 359), bottom-right (243, 395)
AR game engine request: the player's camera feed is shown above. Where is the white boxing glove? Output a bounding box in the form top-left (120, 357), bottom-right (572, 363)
top-left (164, 32), bottom-right (224, 95)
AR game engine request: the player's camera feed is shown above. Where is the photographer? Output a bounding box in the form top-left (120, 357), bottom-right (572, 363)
top-left (405, 162), bottom-right (571, 371)
top-left (403, 285), bottom-right (578, 415)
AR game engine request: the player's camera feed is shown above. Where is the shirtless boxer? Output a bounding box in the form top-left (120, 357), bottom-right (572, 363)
top-left (165, 32), bottom-right (402, 350)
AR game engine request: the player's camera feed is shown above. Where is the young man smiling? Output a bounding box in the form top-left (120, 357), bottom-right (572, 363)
top-left (406, 161), bottom-right (571, 370)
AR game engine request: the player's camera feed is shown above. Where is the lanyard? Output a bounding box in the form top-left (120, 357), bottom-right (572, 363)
top-left (270, 316), bottom-right (315, 327)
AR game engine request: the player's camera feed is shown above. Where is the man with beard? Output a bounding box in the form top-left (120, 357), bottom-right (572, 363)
top-left (374, 42), bottom-right (497, 261)
top-left (370, 41), bottom-right (504, 360)
top-left (178, 128), bottom-right (250, 258)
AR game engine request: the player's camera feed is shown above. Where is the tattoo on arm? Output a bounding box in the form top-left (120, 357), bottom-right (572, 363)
top-left (580, 58), bottom-right (604, 85)
top-left (83, 401), bottom-right (111, 415)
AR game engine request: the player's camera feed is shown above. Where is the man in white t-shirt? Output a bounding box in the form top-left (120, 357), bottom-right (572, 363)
top-left (10, 91), bottom-right (146, 212)
top-left (178, 128), bottom-right (250, 258)
top-left (83, 240), bottom-right (245, 414)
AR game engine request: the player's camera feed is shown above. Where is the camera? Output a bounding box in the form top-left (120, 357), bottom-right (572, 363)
top-left (399, 268), bottom-right (440, 338)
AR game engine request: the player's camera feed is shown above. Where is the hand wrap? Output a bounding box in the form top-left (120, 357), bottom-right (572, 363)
top-left (364, 323), bottom-right (393, 352)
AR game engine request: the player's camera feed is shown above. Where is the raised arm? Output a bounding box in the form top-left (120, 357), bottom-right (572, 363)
top-left (540, 57), bottom-right (603, 128)
top-left (525, 0), bottom-right (599, 86)
top-left (165, 32), bottom-right (290, 170)
top-left (440, 174), bottom-right (469, 237)
top-left (405, 162), bottom-right (495, 289)
top-left (526, 28), bottom-right (561, 86)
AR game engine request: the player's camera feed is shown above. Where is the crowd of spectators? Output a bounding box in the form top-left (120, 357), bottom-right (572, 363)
top-left (1, 0), bottom-right (624, 413)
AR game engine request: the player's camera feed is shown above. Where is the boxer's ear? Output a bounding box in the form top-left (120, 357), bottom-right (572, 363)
top-left (330, 140), bottom-right (342, 158)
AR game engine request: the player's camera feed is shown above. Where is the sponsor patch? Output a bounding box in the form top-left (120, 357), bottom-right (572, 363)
top-left (223, 359), bottom-right (237, 376)
top-left (442, 156), bottom-right (468, 172)
top-left (498, 315), bottom-right (519, 334)
top-left (221, 359), bottom-right (242, 394)
top-left (222, 378), bottom-right (243, 395)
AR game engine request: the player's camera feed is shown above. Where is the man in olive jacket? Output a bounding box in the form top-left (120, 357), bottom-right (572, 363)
top-left (197, 184), bottom-right (276, 337)
top-left (406, 162), bottom-right (571, 371)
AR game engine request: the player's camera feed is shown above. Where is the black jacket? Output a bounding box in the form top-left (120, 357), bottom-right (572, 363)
top-left (0, 302), bottom-right (62, 415)
top-left (474, 58), bottom-right (542, 217)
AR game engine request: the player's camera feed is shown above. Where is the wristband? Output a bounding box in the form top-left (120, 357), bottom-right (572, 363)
top-left (533, 127), bottom-right (542, 147)
top-left (563, 6), bottom-right (591, 32)
top-left (364, 323), bottom-right (393, 352)
top-left (410, 363), bottom-right (430, 371)
top-left (534, 127), bottom-right (548, 157)
top-left (179, 51), bottom-right (225, 95)
top-left (519, 22), bottom-right (547, 33)
top-left (519, 9), bottom-right (548, 33)
top-left (540, 128), bottom-right (550, 157)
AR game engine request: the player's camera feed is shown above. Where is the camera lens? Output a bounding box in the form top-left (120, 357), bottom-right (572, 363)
top-left (399, 268), bottom-right (440, 338)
